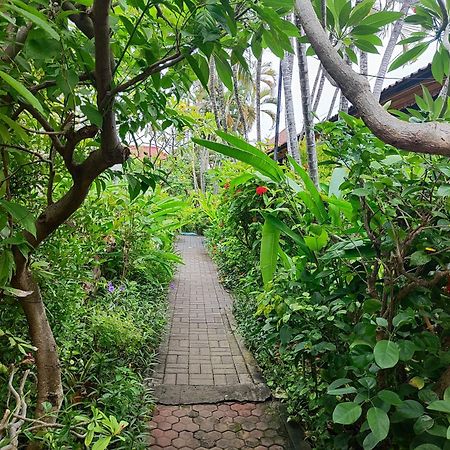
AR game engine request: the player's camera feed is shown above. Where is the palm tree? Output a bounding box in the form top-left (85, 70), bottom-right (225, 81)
top-left (281, 49), bottom-right (301, 162)
top-left (296, 15), bottom-right (319, 185)
top-left (373, 0), bottom-right (417, 100)
top-left (256, 55), bottom-right (262, 143)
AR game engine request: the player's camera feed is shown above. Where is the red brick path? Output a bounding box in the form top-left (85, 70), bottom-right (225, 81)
top-left (150, 236), bottom-right (289, 449)
top-left (150, 402), bottom-right (287, 449)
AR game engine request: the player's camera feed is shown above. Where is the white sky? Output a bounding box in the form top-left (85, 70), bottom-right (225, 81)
top-left (251, 43), bottom-right (436, 142)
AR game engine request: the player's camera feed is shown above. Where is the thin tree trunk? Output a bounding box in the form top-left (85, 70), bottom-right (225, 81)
top-left (373, 0), bottom-right (416, 100)
top-left (200, 148), bottom-right (208, 193)
top-left (296, 16), bottom-right (319, 185)
top-left (256, 55), bottom-right (262, 143)
top-left (327, 87), bottom-right (340, 119)
top-left (11, 254), bottom-right (63, 422)
top-left (208, 59), bottom-right (221, 130)
top-left (281, 50), bottom-right (300, 162)
top-left (215, 77), bottom-right (228, 132)
top-left (273, 60), bottom-right (283, 161)
top-left (360, 51), bottom-right (368, 77)
top-left (312, 69), bottom-right (326, 113)
top-left (232, 65), bottom-right (248, 139)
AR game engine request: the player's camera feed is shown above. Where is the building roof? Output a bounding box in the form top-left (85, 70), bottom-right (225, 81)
top-left (129, 144), bottom-right (167, 160)
top-left (270, 64), bottom-right (442, 152)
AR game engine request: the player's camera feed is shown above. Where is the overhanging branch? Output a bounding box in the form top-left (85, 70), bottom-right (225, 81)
top-left (296, 0), bottom-right (450, 157)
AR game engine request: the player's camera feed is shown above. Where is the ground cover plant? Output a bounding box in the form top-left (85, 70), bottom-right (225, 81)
top-left (202, 122), bottom-right (450, 449)
top-left (0, 181), bottom-right (183, 448)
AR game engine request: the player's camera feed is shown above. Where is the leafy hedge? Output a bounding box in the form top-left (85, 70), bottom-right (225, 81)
top-left (204, 121), bottom-right (450, 449)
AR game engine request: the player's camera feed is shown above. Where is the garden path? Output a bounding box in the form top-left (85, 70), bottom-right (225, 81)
top-left (149, 235), bottom-right (291, 449)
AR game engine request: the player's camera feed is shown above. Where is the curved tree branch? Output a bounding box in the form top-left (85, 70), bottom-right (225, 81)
top-left (296, 0), bottom-right (450, 157)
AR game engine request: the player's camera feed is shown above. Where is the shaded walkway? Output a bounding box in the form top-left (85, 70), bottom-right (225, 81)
top-left (149, 235), bottom-right (290, 449)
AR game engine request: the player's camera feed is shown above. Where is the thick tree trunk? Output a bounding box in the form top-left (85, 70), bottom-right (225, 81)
top-left (11, 254), bottom-right (63, 421)
top-left (296, 17), bottom-right (319, 186)
top-left (373, 0), bottom-right (415, 100)
top-left (255, 55), bottom-right (262, 143)
top-left (281, 50), bottom-right (300, 162)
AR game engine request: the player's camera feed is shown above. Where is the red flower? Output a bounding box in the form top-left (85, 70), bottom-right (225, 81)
top-left (256, 186), bottom-right (268, 196)
top-left (223, 182), bottom-right (230, 189)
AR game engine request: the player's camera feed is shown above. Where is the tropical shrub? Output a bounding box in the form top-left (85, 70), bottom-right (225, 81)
top-left (0, 183), bottom-right (182, 449)
top-left (202, 121), bottom-right (450, 449)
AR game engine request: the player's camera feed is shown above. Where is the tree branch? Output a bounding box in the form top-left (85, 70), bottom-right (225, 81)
top-left (296, 0), bottom-right (450, 157)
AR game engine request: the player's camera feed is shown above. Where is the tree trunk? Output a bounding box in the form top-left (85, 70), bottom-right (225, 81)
top-left (208, 59), bottom-right (221, 130)
top-left (326, 87), bottom-right (340, 119)
top-left (215, 77), bottom-right (228, 132)
top-left (232, 65), bottom-right (248, 139)
top-left (200, 148), bottom-right (208, 193)
top-left (360, 51), bottom-right (368, 77)
top-left (281, 50), bottom-right (300, 162)
top-left (296, 16), bottom-right (319, 185)
top-left (273, 60), bottom-right (283, 161)
top-left (373, 0), bottom-right (415, 100)
top-left (255, 55), bottom-right (262, 143)
top-left (11, 254), bottom-right (63, 421)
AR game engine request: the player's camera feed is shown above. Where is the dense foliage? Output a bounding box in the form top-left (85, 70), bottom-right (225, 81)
top-left (1, 183), bottom-right (182, 448)
top-left (204, 120), bottom-right (450, 449)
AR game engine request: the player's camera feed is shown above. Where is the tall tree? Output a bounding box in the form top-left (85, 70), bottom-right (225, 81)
top-left (295, 15), bottom-right (319, 185)
top-left (255, 55), bottom-right (262, 143)
top-left (281, 51), bottom-right (301, 162)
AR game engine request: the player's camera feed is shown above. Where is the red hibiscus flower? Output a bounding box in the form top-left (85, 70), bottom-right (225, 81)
top-left (223, 182), bottom-right (230, 189)
top-left (256, 186), bottom-right (268, 196)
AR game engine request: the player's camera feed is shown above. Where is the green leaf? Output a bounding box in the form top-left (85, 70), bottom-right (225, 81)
top-left (332, 402), bottom-right (362, 425)
top-left (360, 10), bottom-right (403, 28)
top-left (348, 0), bottom-right (375, 27)
top-left (367, 407), bottom-right (389, 441)
top-left (262, 213), bottom-right (311, 256)
top-left (0, 249), bottom-right (15, 285)
top-left (81, 104), bottom-right (103, 128)
top-left (0, 70), bottom-right (44, 113)
top-left (373, 340), bottom-right (399, 369)
top-left (92, 436), bottom-right (112, 450)
top-left (287, 155), bottom-right (328, 222)
top-left (389, 43), bottom-right (428, 71)
top-left (187, 54), bottom-right (209, 91)
top-left (396, 400), bottom-right (424, 419)
top-left (193, 135), bottom-right (283, 182)
top-left (427, 399), bottom-right (450, 413)
top-left (363, 432), bottom-right (381, 450)
top-left (436, 185), bottom-right (450, 197)
top-left (304, 228), bottom-right (329, 252)
top-left (398, 339), bottom-right (416, 361)
top-left (0, 200), bottom-right (36, 237)
top-left (413, 445), bottom-right (441, 450)
top-left (413, 415), bottom-right (434, 434)
top-left (410, 250), bottom-right (431, 266)
top-left (214, 53), bottom-right (233, 91)
top-left (7, 1), bottom-right (60, 41)
top-left (260, 217), bottom-right (280, 287)
top-left (378, 390), bottom-right (402, 406)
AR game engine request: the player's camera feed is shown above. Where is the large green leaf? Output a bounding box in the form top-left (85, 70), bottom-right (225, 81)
top-left (332, 402), bottom-right (362, 425)
top-left (367, 407), bottom-right (389, 441)
top-left (0, 70), bottom-right (44, 113)
top-left (260, 217), bottom-right (280, 287)
top-left (288, 156), bottom-right (328, 222)
top-left (374, 340), bottom-right (399, 368)
top-left (389, 43), bottom-right (428, 72)
top-left (193, 135), bottom-right (283, 181)
top-left (262, 213), bottom-right (311, 256)
top-left (427, 399), bottom-right (450, 413)
top-left (0, 200), bottom-right (36, 237)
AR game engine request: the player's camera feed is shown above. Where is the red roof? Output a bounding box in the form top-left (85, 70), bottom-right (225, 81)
top-left (129, 144), bottom-right (167, 160)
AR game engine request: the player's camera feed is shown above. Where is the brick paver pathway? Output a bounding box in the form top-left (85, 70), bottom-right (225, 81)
top-left (149, 235), bottom-right (290, 449)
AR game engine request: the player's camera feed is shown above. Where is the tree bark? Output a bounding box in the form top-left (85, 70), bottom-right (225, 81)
top-left (255, 55), bottom-right (262, 143)
top-left (273, 60), bottom-right (283, 160)
top-left (296, 0), bottom-right (450, 157)
top-left (232, 65), bottom-right (248, 139)
top-left (11, 254), bottom-right (63, 421)
top-left (296, 16), bottom-right (319, 185)
top-left (281, 50), bottom-right (300, 162)
top-left (373, 0), bottom-right (416, 100)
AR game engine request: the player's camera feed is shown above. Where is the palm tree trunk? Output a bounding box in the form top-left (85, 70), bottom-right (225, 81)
top-left (273, 60), bottom-right (283, 161)
top-left (208, 59), bottom-right (221, 130)
top-left (216, 78), bottom-right (228, 132)
top-left (326, 87), bottom-right (340, 119)
top-left (256, 55), bottom-right (262, 143)
top-left (232, 65), bottom-right (248, 139)
top-left (296, 16), bottom-right (319, 185)
top-left (281, 50), bottom-right (300, 162)
top-left (373, 0), bottom-right (416, 100)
